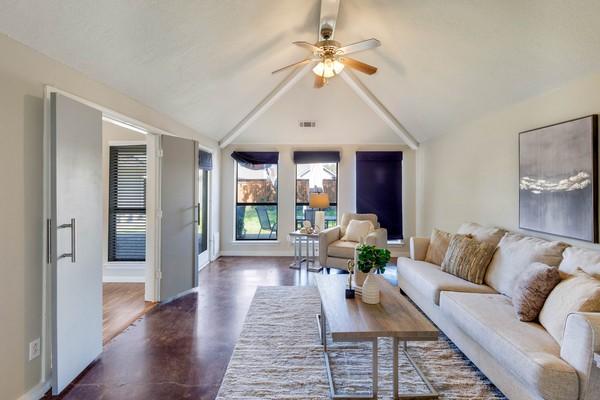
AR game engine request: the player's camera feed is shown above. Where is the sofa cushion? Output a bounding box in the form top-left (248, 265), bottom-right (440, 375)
top-left (397, 257), bottom-right (496, 305)
top-left (440, 292), bottom-right (579, 400)
top-left (441, 234), bottom-right (496, 284)
top-left (558, 246), bottom-right (600, 277)
top-left (456, 222), bottom-right (506, 247)
top-left (425, 228), bottom-right (452, 266)
top-left (484, 233), bottom-right (568, 298)
top-left (539, 269), bottom-right (600, 344)
top-left (512, 262), bottom-right (561, 322)
top-left (327, 240), bottom-right (356, 259)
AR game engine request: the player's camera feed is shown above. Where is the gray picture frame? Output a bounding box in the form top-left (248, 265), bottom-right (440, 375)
top-left (519, 115), bottom-right (598, 242)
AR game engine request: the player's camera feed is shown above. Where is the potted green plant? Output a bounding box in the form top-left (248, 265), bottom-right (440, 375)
top-left (353, 244), bottom-right (391, 304)
top-left (353, 244), bottom-right (391, 286)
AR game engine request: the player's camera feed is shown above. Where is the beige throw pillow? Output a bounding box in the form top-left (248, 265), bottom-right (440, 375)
top-left (456, 222), bottom-right (507, 247)
top-left (425, 228), bottom-right (452, 266)
top-left (539, 269), bottom-right (600, 344)
top-left (512, 263), bottom-right (561, 322)
top-left (341, 219), bottom-right (373, 242)
top-left (441, 234), bottom-right (496, 285)
top-left (484, 233), bottom-right (568, 298)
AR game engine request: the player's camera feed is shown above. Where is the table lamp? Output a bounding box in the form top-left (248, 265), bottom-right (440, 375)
top-left (309, 192), bottom-right (330, 231)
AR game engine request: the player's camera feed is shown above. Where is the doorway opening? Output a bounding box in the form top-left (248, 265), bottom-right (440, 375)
top-left (101, 118), bottom-right (156, 344)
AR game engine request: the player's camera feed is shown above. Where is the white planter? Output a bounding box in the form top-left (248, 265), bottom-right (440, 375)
top-left (354, 266), bottom-right (368, 287)
top-left (361, 273), bottom-right (380, 304)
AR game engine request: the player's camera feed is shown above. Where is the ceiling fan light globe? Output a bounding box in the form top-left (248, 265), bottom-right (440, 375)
top-left (312, 60), bottom-right (343, 79)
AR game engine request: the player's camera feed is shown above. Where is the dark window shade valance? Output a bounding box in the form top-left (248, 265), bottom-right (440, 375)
top-left (356, 151), bottom-right (403, 240)
top-left (199, 150), bottom-right (213, 170)
top-left (356, 151), bottom-right (403, 162)
top-left (293, 151), bottom-right (340, 164)
top-left (231, 151), bottom-right (279, 165)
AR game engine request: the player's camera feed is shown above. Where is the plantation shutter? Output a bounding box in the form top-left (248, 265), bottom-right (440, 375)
top-left (108, 145), bottom-right (147, 261)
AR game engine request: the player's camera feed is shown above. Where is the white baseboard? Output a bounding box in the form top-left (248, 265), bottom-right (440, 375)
top-left (18, 379), bottom-right (51, 400)
top-left (103, 262), bottom-right (145, 283)
top-left (220, 250), bottom-right (294, 257)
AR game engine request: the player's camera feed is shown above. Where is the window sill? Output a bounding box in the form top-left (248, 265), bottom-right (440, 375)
top-left (231, 240), bottom-right (280, 244)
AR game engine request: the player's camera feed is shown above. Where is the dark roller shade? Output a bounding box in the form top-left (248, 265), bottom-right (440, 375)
top-left (108, 145), bottom-right (147, 261)
top-left (198, 150), bottom-right (213, 170)
top-left (293, 151), bottom-right (340, 164)
top-left (231, 151), bottom-right (278, 165)
top-left (356, 151), bottom-right (403, 240)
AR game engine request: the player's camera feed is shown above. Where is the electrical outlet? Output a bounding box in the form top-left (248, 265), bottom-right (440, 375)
top-left (29, 338), bottom-right (41, 361)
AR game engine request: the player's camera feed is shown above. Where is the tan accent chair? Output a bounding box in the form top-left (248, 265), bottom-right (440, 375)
top-left (318, 213), bottom-right (388, 270)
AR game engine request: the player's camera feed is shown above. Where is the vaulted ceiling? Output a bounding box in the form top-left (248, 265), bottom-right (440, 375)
top-left (1, 0), bottom-right (600, 145)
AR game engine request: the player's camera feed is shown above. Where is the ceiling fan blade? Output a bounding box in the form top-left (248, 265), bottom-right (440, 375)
top-left (272, 58), bottom-right (313, 74)
top-left (314, 75), bottom-right (326, 89)
top-left (293, 41), bottom-right (322, 54)
top-left (337, 38), bottom-right (381, 56)
top-left (319, 0), bottom-right (340, 40)
top-left (340, 57), bottom-right (378, 75)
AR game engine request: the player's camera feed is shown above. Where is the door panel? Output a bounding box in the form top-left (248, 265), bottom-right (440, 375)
top-left (50, 93), bottom-right (103, 394)
top-left (160, 136), bottom-right (197, 300)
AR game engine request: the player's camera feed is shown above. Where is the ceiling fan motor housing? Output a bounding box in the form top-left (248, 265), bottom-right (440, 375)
top-left (320, 25), bottom-right (334, 40)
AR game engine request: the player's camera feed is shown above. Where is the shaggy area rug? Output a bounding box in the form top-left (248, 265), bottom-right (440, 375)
top-left (216, 286), bottom-right (506, 399)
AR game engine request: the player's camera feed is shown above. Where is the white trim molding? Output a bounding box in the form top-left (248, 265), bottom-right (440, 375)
top-left (103, 262), bottom-right (146, 283)
top-left (17, 379), bottom-right (51, 400)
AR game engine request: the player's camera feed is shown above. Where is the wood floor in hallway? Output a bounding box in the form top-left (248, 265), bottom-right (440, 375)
top-left (103, 283), bottom-right (156, 344)
top-left (45, 257), bottom-right (396, 400)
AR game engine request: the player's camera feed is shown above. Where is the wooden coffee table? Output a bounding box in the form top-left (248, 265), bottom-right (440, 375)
top-left (316, 274), bottom-right (439, 399)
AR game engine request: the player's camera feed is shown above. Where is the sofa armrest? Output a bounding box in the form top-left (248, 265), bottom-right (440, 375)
top-left (365, 228), bottom-right (388, 248)
top-left (409, 237), bottom-right (430, 261)
top-left (560, 312), bottom-right (600, 400)
top-left (318, 226), bottom-right (341, 266)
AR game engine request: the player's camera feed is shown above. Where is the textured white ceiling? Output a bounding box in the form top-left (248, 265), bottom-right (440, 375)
top-left (1, 0), bottom-right (600, 144)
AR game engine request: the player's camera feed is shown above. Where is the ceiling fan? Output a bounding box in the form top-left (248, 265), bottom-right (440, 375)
top-left (272, 2), bottom-right (380, 88)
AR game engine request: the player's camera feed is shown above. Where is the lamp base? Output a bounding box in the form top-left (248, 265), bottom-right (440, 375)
top-left (315, 210), bottom-right (325, 231)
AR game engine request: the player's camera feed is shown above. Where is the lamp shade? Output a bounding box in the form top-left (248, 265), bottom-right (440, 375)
top-left (309, 192), bottom-right (330, 209)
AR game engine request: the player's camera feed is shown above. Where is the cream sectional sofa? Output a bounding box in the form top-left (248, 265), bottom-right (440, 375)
top-left (397, 223), bottom-right (600, 400)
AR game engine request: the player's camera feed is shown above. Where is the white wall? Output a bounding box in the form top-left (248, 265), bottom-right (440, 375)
top-left (101, 121), bottom-right (147, 282)
top-left (0, 32), bottom-right (218, 400)
top-left (417, 70), bottom-right (600, 252)
top-left (220, 144), bottom-right (415, 256)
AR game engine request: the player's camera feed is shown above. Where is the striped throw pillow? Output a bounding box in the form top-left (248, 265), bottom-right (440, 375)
top-left (441, 234), bottom-right (496, 284)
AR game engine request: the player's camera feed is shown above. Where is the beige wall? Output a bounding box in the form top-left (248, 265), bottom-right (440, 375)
top-left (417, 70), bottom-right (600, 251)
top-left (220, 144), bottom-right (415, 256)
top-left (0, 32), bottom-right (217, 400)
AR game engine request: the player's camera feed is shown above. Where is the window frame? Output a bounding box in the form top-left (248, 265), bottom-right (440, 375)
top-left (294, 162), bottom-right (339, 231)
top-left (234, 159), bottom-right (279, 241)
top-left (108, 144), bottom-right (147, 262)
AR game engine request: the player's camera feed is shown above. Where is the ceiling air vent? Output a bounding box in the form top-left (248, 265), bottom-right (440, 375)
top-left (299, 121), bottom-right (316, 128)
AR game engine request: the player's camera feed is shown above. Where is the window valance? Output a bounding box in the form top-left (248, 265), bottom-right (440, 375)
top-left (231, 151), bottom-right (279, 165)
top-left (293, 151), bottom-right (340, 164)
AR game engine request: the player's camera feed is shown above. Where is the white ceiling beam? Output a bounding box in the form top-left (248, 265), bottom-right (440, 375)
top-left (319, 0), bottom-right (340, 40)
top-left (219, 62), bottom-right (314, 148)
top-left (340, 70), bottom-right (419, 150)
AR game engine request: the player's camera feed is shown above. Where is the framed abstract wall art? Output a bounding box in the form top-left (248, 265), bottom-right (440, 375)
top-left (519, 115), bottom-right (598, 242)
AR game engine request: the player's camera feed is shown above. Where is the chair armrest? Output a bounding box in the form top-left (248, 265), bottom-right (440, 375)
top-left (318, 226), bottom-right (341, 266)
top-left (365, 228), bottom-right (388, 248)
top-left (409, 237), bottom-right (430, 261)
top-left (561, 312), bottom-right (600, 400)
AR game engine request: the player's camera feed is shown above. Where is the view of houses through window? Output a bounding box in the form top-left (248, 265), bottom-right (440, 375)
top-left (235, 161), bottom-right (278, 240)
top-left (296, 162), bottom-right (337, 230)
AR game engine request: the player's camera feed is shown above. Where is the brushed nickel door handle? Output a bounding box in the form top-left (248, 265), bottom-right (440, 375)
top-left (58, 218), bottom-right (76, 262)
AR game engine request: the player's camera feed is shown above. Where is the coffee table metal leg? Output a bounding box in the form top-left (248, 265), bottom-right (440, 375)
top-left (393, 337), bottom-right (399, 398)
top-left (397, 341), bottom-right (439, 399)
top-left (372, 338), bottom-right (378, 399)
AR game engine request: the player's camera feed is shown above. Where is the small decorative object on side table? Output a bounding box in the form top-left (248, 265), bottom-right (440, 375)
top-left (355, 244), bottom-right (391, 305)
top-left (345, 260), bottom-right (355, 298)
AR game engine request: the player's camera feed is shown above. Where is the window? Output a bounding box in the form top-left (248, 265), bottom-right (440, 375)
top-left (108, 145), bottom-right (147, 261)
top-left (295, 162), bottom-right (338, 230)
top-left (234, 152), bottom-right (278, 240)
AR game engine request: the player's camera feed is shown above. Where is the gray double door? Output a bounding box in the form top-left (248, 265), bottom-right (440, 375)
top-left (50, 94), bottom-right (199, 395)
